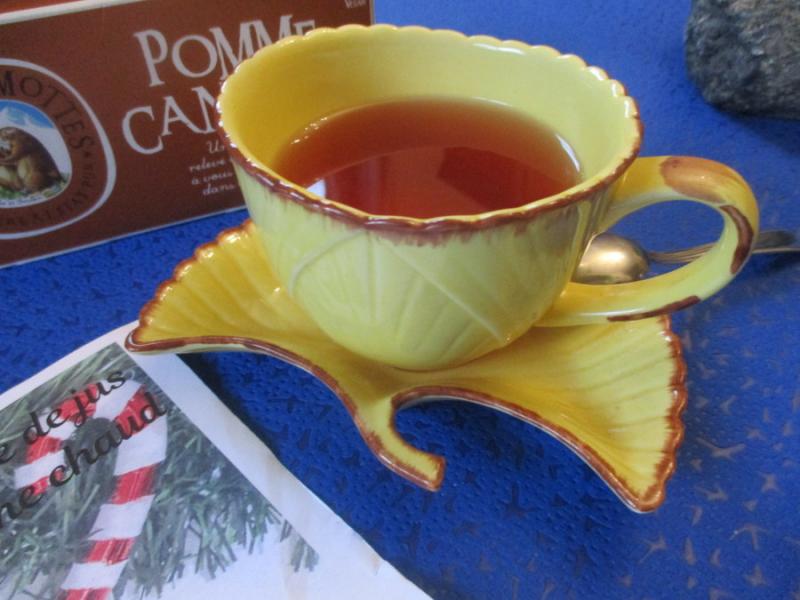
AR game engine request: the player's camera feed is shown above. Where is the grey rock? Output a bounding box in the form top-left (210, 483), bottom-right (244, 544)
top-left (685, 0), bottom-right (800, 119)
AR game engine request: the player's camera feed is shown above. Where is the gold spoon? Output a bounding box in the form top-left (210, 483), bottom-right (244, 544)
top-left (574, 230), bottom-right (799, 284)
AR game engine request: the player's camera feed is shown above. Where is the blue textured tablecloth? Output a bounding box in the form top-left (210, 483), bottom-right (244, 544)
top-left (2, 1), bottom-right (799, 598)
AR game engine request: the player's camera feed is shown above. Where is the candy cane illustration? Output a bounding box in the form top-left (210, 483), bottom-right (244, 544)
top-left (14, 377), bottom-right (168, 600)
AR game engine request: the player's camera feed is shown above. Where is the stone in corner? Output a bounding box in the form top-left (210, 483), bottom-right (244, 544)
top-left (685, 0), bottom-right (800, 119)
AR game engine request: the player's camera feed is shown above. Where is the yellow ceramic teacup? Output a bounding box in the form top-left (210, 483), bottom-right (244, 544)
top-left (217, 25), bottom-right (758, 370)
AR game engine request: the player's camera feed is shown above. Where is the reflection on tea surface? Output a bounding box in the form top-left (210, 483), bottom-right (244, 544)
top-left (274, 97), bottom-right (581, 218)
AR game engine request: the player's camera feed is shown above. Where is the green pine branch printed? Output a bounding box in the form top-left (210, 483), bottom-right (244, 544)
top-left (0, 344), bottom-right (318, 599)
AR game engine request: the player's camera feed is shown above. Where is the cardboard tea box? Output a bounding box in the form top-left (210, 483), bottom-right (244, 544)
top-left (0, 0), bottom-right (373, 266)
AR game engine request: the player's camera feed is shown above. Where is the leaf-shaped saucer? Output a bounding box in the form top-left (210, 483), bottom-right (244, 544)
top-left (126, 221), bottom-right (687, 512)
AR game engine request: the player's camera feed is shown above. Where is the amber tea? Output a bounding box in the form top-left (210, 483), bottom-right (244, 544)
top-left (273, 97), bottom-right (581, 219)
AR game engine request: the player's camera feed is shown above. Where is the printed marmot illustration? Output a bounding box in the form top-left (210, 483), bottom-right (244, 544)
top-left (0, 127), bottom-right (64, 194)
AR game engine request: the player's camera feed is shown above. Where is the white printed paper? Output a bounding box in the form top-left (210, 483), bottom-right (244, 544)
top-left (0, 324), bottom-right (429, 600)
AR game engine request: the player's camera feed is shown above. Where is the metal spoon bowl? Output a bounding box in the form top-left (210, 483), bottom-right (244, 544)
top-left (574, 230), bottom-right (799, 285)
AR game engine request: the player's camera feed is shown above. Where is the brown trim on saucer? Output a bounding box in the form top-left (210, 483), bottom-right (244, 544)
top-left (129, 221), bottom-right (255, 334)
top-left (720, 205), bottom-right (755, 274)
top-left (127, 220), bottom-right (687, 509)
top-left (216, 25), bottom-right (643, 237)
top-left (126, 220), bottom-right (446, 492)
top-left (643, 315), bottom-right (688, 510)
top-left (389, 316), bottom-right (687, 513)
top-left (128, 330), bottom-right (446, 491)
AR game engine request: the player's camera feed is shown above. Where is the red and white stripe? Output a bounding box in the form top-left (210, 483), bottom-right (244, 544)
top-left (14, 378), bottom-right (168, 600)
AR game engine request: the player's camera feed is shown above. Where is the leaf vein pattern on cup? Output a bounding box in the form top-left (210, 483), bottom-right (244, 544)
top-left (286, 230), bottom-right (364, 296)
top-left (384, 243), bottom-right (505, 342)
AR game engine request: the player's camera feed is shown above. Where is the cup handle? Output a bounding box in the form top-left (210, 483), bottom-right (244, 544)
top-left (539, 156), bottom-right (759, 326)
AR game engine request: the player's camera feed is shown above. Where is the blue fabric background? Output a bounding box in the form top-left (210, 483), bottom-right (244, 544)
top-left (2, 1), bottom-right (799, 598)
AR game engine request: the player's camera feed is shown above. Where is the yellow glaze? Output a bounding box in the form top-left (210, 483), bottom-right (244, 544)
top-left (541, 156), bottom-right (760, 325)
top-left (127, 222), bottom-right (687, 512)
top-left (218, 25), bottom-right (758, 370)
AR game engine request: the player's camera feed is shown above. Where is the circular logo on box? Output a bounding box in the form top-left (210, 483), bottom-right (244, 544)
top-left (0, 60), bottom-right (116, 239)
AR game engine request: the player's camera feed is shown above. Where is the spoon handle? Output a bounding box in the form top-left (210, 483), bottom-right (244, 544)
top-left (648, 229), bottom-right (797, 265)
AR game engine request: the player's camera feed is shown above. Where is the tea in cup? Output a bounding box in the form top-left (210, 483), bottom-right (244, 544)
top-left (217, 25), bottom-right (758, 370)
